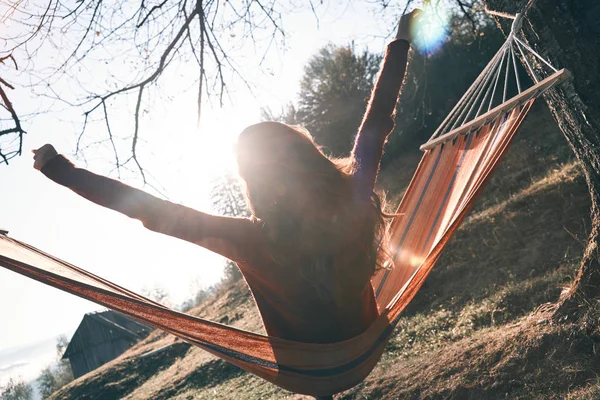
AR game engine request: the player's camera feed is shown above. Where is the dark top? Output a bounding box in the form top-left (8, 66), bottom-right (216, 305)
top-left (42, 39), bottom-right (410, 343)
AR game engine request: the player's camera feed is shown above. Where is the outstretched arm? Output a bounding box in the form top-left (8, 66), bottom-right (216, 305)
top-left (34, 145), bottom-right (259, 262)
top-left (352, 10), bottom-right (420, 192)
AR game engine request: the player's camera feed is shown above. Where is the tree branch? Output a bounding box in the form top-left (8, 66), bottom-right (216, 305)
top-left (137, 0), bottom-right (169, 28)
top-left (0, 78), bottom-right (25, 164)
top-left (455, 0), bottom-right (478, 33)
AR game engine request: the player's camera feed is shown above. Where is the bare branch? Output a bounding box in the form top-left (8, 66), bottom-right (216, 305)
top-left (308, 0), bottom-right (320, 28)
top-left (455, 0), bottom-right (478, 33)
top-left (199, 11), bottom-right (226, 106)
top-left (197, 9), bottom-right (205, 124)
top-left (0, 77), bottom-right (15, 90)
top-left (137, 0), bottom-right (169, 28)
top-left (0, 54), bottom-right (18, 70)
top-left (102, 100), bottom-right (121, 178)
top-left (402, 0), bottom-right (414, 16)
top-left (130, 84), bottom-right (146, 183)
top-left (87, 7), bottom-right (199, 114)
top-left (61, 0), bottom-right (87, 20)
top-left (75, 113), bottom-right (90, 156)
top-left (0, 77), bottom-right (25, 164)
top-left (0, 0), bottom-right (292, 172)
top-left (54, 0), bottom-right (105, 77)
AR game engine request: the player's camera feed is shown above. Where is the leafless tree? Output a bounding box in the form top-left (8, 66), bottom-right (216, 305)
top-left (0, 0), bottom-right (300, 176)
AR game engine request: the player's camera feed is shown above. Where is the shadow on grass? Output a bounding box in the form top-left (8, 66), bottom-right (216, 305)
top-left (153, 359), bottom-right (246, 399)
top-left (52, 342), bottom-right (191, 400)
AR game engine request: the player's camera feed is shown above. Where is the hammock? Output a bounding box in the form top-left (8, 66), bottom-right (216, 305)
top-left (0, 13), bottom-right (571, 398)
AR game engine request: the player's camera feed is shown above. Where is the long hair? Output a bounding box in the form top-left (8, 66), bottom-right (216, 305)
top-left (236, 121), bottom-right (392, 304)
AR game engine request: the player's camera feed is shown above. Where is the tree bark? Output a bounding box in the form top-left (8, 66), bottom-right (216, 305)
top-left (484, 0), bottom-right (600, 314)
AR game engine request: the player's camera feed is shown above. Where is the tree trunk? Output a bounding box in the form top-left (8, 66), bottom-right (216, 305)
top-left (484, 0), bottom-right (600, 314)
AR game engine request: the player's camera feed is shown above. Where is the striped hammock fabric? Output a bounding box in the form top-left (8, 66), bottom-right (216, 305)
top-left (1, 17), bottom-right (572, 394)
top-left (0, 97), bottom-right (538, 397)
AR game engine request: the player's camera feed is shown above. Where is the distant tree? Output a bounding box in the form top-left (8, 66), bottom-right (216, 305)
top-left (36, 334), bottom-right (74, 399)
top-left (261, 103), bottom-right (299, 126)
top-left (37, 366), bottom-right (72, 400)
top-left (295, 44), bottom-right (382, 157)
top-left (180, 286), bottom-right (214, 312)
top-left (180, 277), bottom-right (215, 311)
top-left (142, 285), bottom-right (172, 307)
top-left (210, 173), bottom-right (250, 282)
top-left (0, 377), bottom-right (33, 400)
top-left (211, 174), bottom-right (250, 220)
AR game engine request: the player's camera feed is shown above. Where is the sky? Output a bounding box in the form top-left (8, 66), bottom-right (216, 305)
top-left (0, 0), bottom-right (452, 388)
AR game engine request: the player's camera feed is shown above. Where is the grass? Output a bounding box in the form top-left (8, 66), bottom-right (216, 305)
top-left (50, 101), bottom-right (599, 399)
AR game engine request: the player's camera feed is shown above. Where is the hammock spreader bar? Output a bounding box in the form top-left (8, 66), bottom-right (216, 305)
top-left (421, 12), bottom-right (571, 151)
top-left (0, 13), bottom-right (572, 398)
top-left (420, 68), bottom-right (570, 151)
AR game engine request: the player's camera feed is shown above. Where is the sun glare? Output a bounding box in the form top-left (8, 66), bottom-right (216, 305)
top-left (411, 3), bottom-right (451, 55)
top-left (145, 99), bottom-right (259, 199)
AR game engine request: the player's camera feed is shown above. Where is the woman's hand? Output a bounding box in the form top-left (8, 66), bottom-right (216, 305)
top-left (396, 9), bottom-right (423, 43)
top-left (32, 144), bottom-right (58, 170)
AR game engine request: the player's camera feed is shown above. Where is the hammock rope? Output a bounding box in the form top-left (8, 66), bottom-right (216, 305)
top-left (0, 11), bottom-right (572, 398)
top-left (423, 13), bottom-right (568, 151)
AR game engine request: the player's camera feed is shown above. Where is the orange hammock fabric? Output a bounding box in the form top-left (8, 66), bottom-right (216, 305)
top-left (0, 99), bottom-right (535, 396)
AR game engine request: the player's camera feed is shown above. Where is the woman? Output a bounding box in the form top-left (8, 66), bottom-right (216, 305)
top-left (33, 10), bottom-right (420, 344)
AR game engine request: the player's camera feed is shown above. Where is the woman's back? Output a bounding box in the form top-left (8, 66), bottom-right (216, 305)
top-left (237, 229), bottom-right (379, 343)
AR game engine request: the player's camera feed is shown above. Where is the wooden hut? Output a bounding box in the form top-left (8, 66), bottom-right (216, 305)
top-left (62, 310), bottom-right (152, 378)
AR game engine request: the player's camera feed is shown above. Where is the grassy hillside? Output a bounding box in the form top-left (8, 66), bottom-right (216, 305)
top-left (50, 102), bottom-right (600, 399)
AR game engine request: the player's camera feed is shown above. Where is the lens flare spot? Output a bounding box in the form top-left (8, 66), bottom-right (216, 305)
top-left (396, 249), bottom-right (425, 268)
top-left (411, 4), bottom-right (451, 55)
top-left (409, 255), bottom-right (425, 268)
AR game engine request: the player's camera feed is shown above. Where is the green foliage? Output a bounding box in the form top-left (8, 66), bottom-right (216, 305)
top-left (295, 43), bottom-right (382, 157)
top-left (0, 378), bottom-right (33, 400)
top-left (36, 334), bottom-right (74, 399)
top-left (56, 334), bottom-right (69, 356)
top-left (37, 364), bottom-right (73, 399)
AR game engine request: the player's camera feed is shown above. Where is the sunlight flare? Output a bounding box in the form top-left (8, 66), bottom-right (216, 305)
top-left (411, 2), bottom-right (451, 55)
